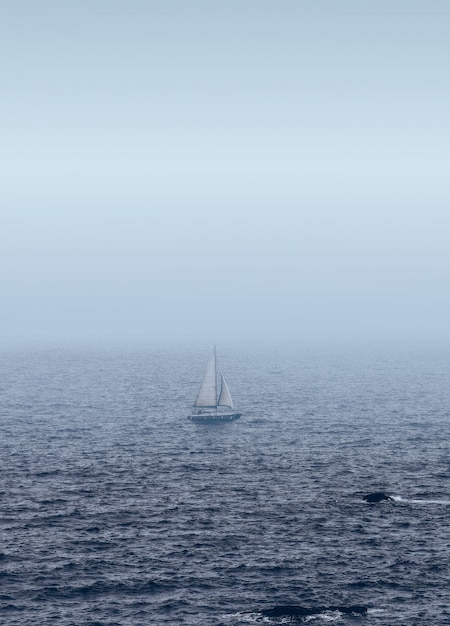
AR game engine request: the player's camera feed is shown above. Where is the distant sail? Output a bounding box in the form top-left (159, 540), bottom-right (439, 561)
top-left (188, 347), bottom-right (241, 422)
top-left (194, 347), bottom-right (217, 407)
top-left (217, 373), bottom-right (234, 409)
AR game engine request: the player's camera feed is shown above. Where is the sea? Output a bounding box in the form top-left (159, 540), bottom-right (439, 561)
top-left (1, 340), bottom-right (450, 625)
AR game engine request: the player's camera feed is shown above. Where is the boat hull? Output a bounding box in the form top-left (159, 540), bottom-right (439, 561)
top-left (188, 412), bottom-right (241, 423)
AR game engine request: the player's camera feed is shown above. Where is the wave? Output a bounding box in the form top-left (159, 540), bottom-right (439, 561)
top-left (32, 579), bottom-right (173, 601)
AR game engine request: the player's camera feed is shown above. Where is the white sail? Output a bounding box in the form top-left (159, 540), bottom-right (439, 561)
top-left (217, 372), bottom-right (234, 409)
top-left (194, 347), bottom-right (217, 407)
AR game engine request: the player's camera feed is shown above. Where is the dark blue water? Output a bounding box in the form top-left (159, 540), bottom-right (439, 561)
top-left (1, 342), bottom-right (450, 625)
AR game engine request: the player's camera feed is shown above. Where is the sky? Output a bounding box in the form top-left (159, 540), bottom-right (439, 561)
top-left (1, 0), bottom-right (449, 343)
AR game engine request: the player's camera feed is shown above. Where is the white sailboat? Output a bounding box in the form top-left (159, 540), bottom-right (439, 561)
top-left (188, 347), bottom-right (241, 422)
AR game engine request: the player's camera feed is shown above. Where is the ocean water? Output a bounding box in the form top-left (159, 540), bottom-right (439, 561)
top-left (1, 341), bottom-right (450, 625)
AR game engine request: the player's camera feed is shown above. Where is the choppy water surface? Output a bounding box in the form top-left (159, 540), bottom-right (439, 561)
top-left (1, 342), bottom-right (450, 625)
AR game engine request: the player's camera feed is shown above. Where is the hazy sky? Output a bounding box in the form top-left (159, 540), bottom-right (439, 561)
top-left (1, 1), bottom-right (449, 342)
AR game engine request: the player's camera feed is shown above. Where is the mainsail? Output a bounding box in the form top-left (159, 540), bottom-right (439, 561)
top-left (218, 373), bottom-right (234, 409)
top-left (194, 347), bottom-right (217, 407)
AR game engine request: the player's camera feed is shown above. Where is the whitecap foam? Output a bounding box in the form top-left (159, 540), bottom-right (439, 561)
top-left (304, 611), bottom-right (341, 622)
top-left (392, 495), bottom-right (450, 505)
top-left (220, 612), bottom-right (271, 624)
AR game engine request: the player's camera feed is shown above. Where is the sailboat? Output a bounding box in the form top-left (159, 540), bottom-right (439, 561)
top-left (188, 347), bottom-right (241, 422)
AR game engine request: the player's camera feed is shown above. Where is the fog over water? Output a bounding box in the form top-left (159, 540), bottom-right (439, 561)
top-left (1, 1), bottom-right (449, 344)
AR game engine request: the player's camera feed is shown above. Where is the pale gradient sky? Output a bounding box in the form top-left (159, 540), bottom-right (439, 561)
top-left (1, 1), bottom-right (449, 342)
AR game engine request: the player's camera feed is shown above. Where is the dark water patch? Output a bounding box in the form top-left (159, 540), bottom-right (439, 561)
top-left (362, 492), bottom-right (393, 503)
